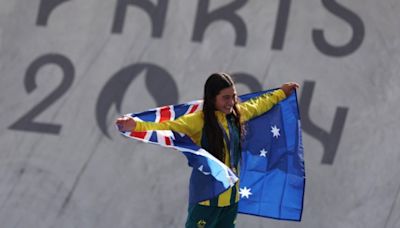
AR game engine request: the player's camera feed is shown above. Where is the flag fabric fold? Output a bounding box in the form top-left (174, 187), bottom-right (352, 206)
top-left (117, 89), bottom-right (305, 221)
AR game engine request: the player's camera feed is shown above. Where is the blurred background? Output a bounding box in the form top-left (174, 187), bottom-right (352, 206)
top-left (0, 0), bottom-right (399, 227)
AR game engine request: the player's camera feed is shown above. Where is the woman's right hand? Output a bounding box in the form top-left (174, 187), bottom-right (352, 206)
top-left (115, 116), bottom-right (136, 132)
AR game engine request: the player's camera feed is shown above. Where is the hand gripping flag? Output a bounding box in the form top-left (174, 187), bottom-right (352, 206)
top-left (117, 89), bottom-right (305, 221)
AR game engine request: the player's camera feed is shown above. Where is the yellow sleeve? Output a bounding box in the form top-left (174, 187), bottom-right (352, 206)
top-left (134, 112), bottom-right (203, 138)
top-left (238, 89), bottom-right (286, 122)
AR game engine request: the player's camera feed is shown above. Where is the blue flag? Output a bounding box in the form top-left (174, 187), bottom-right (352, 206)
top-left (238, 90), bottom-right (305, 221)
top-left (118, 89), bottom-right (305, 221)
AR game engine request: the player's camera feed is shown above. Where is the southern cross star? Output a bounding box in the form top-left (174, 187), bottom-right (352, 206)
top-left (271, 125), bottom-right (280, 138)
top-left (259, 148), bottom-right (268, 157)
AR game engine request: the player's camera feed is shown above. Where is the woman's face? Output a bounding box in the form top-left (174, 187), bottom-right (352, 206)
top-left (214, 86), bottom-right (237, 114)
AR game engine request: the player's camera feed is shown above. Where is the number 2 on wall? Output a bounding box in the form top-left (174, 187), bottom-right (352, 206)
top-left (8, 54), bottom-right (75, 135)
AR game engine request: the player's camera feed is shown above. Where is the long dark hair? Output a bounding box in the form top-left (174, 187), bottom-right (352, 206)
top-left (202, 73), bottom-right (244, 162)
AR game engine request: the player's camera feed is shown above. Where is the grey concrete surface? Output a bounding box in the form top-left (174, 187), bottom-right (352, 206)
top-left (1, 0), bottom-right (400, 227)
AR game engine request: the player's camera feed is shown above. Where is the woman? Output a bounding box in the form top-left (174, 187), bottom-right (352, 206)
top-left (116, 73), bottom-right (299, 228)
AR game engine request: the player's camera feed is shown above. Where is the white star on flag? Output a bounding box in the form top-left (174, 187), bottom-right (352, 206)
top-left (271, 125), bottom-right (280, 138)
top-left (259, 148), bottom-right (268, 157)
top-left (239, 186), bottom-right (253, 199)
top-left (198, 165), bottom-right (211, 175)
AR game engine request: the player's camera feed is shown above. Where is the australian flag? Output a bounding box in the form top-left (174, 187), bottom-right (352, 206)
top-left (117, 89), bottom-right (305, 221)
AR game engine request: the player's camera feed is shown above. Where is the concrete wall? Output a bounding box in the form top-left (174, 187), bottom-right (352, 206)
top-left (0, 0), bottom-right (399, 227)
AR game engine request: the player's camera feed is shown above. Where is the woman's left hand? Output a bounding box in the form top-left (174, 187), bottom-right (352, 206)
top-left (281, 82), bottom-right (300, 97)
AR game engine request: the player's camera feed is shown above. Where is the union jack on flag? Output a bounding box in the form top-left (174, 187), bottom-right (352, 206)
top-left (117, 89), bottom-right (305, 221)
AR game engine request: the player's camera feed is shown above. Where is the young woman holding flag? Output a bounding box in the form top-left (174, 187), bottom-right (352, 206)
top-left (116, 73), bottom-right (298, 228)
